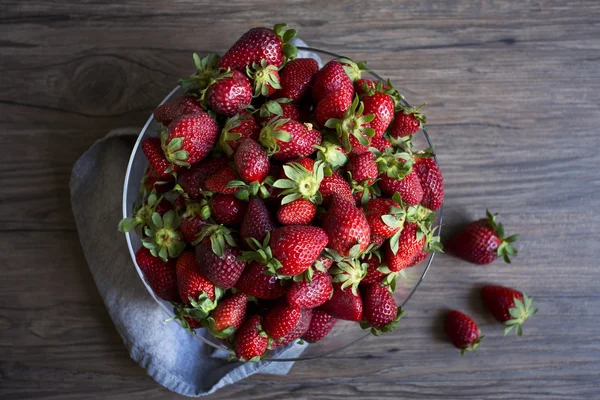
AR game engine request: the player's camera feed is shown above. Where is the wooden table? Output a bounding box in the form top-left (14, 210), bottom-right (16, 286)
top-left (2, 1), bottom-right (599, 398)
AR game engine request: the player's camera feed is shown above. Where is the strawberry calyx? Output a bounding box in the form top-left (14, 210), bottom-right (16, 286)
top-left (338, 57), bottom-right (369, 82)
top-left (325, 95), bottom-right (375, 152)
top-left (360, 306), bottom-right (406, 336)
top-left (227, 176), bottom-right (275, 201)
top-left (159, 128), bottom-right (191, 169)
top-left (486, 209), bottom-right (520, 263)
top-left (292, 256), bottom-right (329, 283)
top-left (256, 97), bottom-right (292, 120)
top-left (118, 188), bottom-right (163, 235)
top-left (504, 293), bottom-right (537, 336)
top-left (258, 117), bottom-right (293, 155)
top-left (329, 258), bottom-right (367, 296)
top-left (460, 334), bottom-right (484, 356)
top-left (239, 232), bottom-right (290, 279)
top-left (407, 204), bottom-right (443, 254)
top-left (396, 103), bottom-right (427, 126)
top-left (314, 134), bottom-right (348, 174)
top-left (347, 171), bottom-right (381, 206)
top-left (193, 224), bottom-right (237, 257)
top-left (272, 160), bottom-right (326, 205)
top-left (205, 315), bottom-right (237, 339)
top-left (182, 199), bottom-right (211, 222)
top-left (142, 210), bottom-right (185, 262)
top-left (273, 23), bottom-right (298, 62)
top-left (179, 53), bottom-right (221, 94)
top-left (371, 146), bottom-right (414, 180)
top-left (167, 303), bottom-right (201, 333)
top-left (246, 60), bottom-right (282, 97)
top-left (219, 113), bottom-right (249, 157)
top-left (360, 79), bottom-right (403, 107)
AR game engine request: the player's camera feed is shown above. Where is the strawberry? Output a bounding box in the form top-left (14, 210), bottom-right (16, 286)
top-left (312, 60), bottom-right (354, 103)
top-left (171, 304), bottom-right (204, 331)
top-left (277, 199), bottom-right (316, 225)
top-left (135, 247), bottom-right (179, 301)
top-left (315, 255), bottom-right (334, 271)
top-left (481, 285), bottom-right (537, 336)
top-left (314, 135), bottom-right (348, 172)
top-left (370, 136), bottom-right (392, 152)
top-left (255, 98), bottom-right (300, 124)
top-left (234, 138), bottom-right (270, 183)
top-left (379, 169), bottom-right (424, 205)
top-left (408, 249), bottom-right (429, 267)
top-left (390, 104), bottom-right (426, 138)
top-left (219, 113), bottom-right (260, 158)
top-left (141, 210), bottom-right (185, 262)
top-left (354, 78), bottom-right (390, 96)
top-left (177, 157), bottom-right (228, 200)
top-left (246, 59), bottom-right (281, 96)
top-left (363, 198), bottom-right (404, 239)
top-left (161, 112), bottom-right (220, 168)
top-left (206, 70), bottom-right (252, 117)
top-left (262, 304), bottom-right (302, 341)
top-left (154, 96), bottom-right (203, 126)
top-left (384, 222), bottom-right (425, 272)
top-left (218, 24), bottom-right (298, 71)
top-left (286, 272), bottom-right (333, 309)
top-left (210, 194), bottom-right (247, 225)
top-left (142, 138), bottom-right (180, 178)
top-left (319, 171), bottom-right (354, 207)
top-left (446, 210), bottom-right (519, 264)
top-left (269, 308), bottom-right (312, 349)
top-left (361, 284), bottom-right (405, 334)
top-left (195, 224), bottom-right (245, 289)
top-left (445, 310), bottom-right (483, 355)
top-left (180, 201), bottom-right (210, 243)
top-left (144, 166), bottom-right (175, 193)
top-left (233, 314), bottom-right (269, 361)
top-left (315, 88), bottom-right (354, 127)
top-left (320, 282), bottom-right (363, 322)
top-left (361, 254), bottom-right (388, 286)
top-left (322, 194), bottom-right (371, 257)
top-left (413, 156), bottom-right (444, 211)
top-left (272, 58), bottom-right (319, 102)
top-left (206, 293), bottom-right (248, 338)
top-left (175, 251), bottom-right (217, 317)
top-left (259, 118), bottom-right (321, 161)
top-left (301, 308), bottom-right (337, 343)
top-left (272, 159), bottom-right (325, 206)
top-left (240, 198), bottom-right (277, 246)
top-left (324, 95), bottom-right (375, 153)
top-left (204, 165), bottom-right (238, 195)
top-left (361, 91), bottom-right (395, 138)
top-left (235, 261), bottom-right (287, 299)
top-left (345, 151), bottom-right (380, 205)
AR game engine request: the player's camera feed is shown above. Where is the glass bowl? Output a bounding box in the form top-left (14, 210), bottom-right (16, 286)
top-left (123, 47), bottom-right (442, 361)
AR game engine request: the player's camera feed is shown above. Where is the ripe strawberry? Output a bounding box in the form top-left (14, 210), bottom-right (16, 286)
top-left (361, 91), bottom-right (395, 138)
top-left (384, 222), bottom-right (425, 272)
top-left (135, 247), bottom-right (178, 301)
top-left (354, 78), bottom-right (390, 96)
top-left (361, 255), bottom-right (386, 285)
top-left (370, 136), bottom-right (392, 152)
top-left (446, 210), bottom-right (519, 264)
top-left (312, 60), bottom-right (354, 103)
top-left (269, 308), bottom-right (312, 349)
top-left (235, 261), bottom-right (287, 299)
top-left (178, 157), bottom-right (228, 200)
top-left (210, 194), bottom-right (247, 225)
top-left (413, 156), bottom-right (444, 211)
top-left (255, 99), bottom-right (300, 124)
top-left (277, 199), bottom-right (316, 225)
top-left (315, 255), bottom-right (334, 271)
top-left (204, 165), bottom-right (238, 195)
top-left (259, 118), bottom-right (321, 161)
top-left (322, 194), bottom-right (371, 257)
top-left (319, 171), bottom-right (354, 207)
top-left (180, 201), bottom-right (210, 243)
top-left (206, 70), bottom-right (252, 117)
top-left (161, 112), bottom-right (220, 168)
top-left (234, 138), bottom-right (270, 183)
top-left (267, 225), bottom-right (329, 276)
top-left (176, 251), bottom-right (216, 311)
top-left (445, 310), bottom-right (483, 355)
top-left (206, 293), bottom-right (248, 338)
top-left (246, 59), bottom-right (281, 96)
top-left (154, 96), bottom-right (203, 126)
top-left (262, 304), bottom-right (302, 341)
top-left (324, 95), bottom-right (375, 153)
top-left (379, 169), bottom-right (424, 205)
top-left (363, 198), bottom-right (404, 239)
top-left (144, 166), bottom-right (175, 193)
top-left (301, 308), bottom-right (338, 343)
top-left (362, 284), bottom-right (404, 334)
top-left (219, 113), bottom-right (260, 157)
top-left (233, 314), bottom-right (269, 361)
top-left (320, 282), bottom-right (363, 321)
top-left (408, 249), bottom-right (429, 267)
top-left (315, 88), bottom-right (354, 127)
top-left (218, 24), bottom-right (298, 71)
top-left (272, 58), bottom-right (319, 102)
top-left (240, 198), bottom-right (277, 246)
top-left (481, 285), bottom-right (537, 336)
top-left (286, 272), bottom-right (333, 309)
top-left (346, 151), bottom-right (378, 186)
top-left (195, 225), bottom-right (245, 289)
top-left (142, 137), bottom-right (180, 178)
top-left (390, 104), bottom-right (426, 138)
top-left (285, 157), bottom-right (314, 172)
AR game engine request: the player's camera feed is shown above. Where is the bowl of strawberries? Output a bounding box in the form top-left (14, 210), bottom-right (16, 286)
top-left (120, 23), bottom-right (444, 361)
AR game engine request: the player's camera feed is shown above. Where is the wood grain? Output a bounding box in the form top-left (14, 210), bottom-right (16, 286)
top-left (1, 1), bottom-right (599, 399)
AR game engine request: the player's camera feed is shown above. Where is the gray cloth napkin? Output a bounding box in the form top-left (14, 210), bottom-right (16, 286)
top-left (69, 128), bottom-right (305, 397)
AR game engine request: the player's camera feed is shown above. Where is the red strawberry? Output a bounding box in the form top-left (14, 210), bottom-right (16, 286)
top-left (346, 152), bottom-right (378, 186)
top-left (363, 198), bottom-right (404, 239)
top-left (210, 194), bottom-right (247, 225)
top-left (408, 249), bottom-right (429, 267)
top-left (414, 156), bottom-right (444, 211)
top-left (206, 70), bottom-right (252, 117)
top-left (180, 201), bottom-right (210, 243)
top-left (362, 284), bottom-right (404, 333)
top-left (286, 272), bottom-right (333, 309)
top-left (218, 24), bottom-right (298, 71)
top-left (390, 104), bottom-right (426, 138)
top-left (256, 99), bottom-right (300, 124)
top-left (272, 58), bottom-right (319, 102)
top-left (235, 261), bottom-right (287, 299)
top-left (319, 171), bottom-right (354, 207)
top-left (233, 314), bottom-right (269, 361)
top-left (301, 308), bottom-right (337, 343)
top-left (379, 169), bottom-right (424, 205)
top-left (178, 157), bottom-right (228, 200)
top-left (259, 118), bottom-right (321, 161)
top-left (322, 194), bottom-right (371, 257)
top-left (384, 222), bottom-right (425, 272)
top-left (268, 225), bottom-right (329, 276)
top-left (445, 310), bottom-right (483, 355)
top-left (370, 136), bottom-right (392, 152)
top-left (269, 308), bottom-right (312, 349)
top-left (240, 198), bottom-right (277, 246)
top-left (315, 255), bottom-right (334, 271)
top-left (144, 166), bottom-right (176, 193)
top-left (204, 165), bottom-right (238, 195)
top-left (246, 59), bottom-right (281, 96)
top-left (361, 256), bottom-right (386, 285)
top-left (262, 304), bottom-right (302, 341)
top-left (446, 210), bottom-right (519, 265)
top-left (315, 88), bottom-right (353, 127)
top-left (361, 91), bottom-right (395, 138)
top-left (154, 96), bottom-right (203, 126)
top-left (234, 138), bottom-right (270, 183)
top-left (142, 138), bottom-right (180, 178)
top-left (323, 95), bottom-right (375, 153)
top-left (162, 112), bottom-right (220, 167)
top-left (312, 60), bottom-right (353, 103)
top-left (176, 251), bottom-right (216, 309)
top-left (286, 157), bottom-right (314, 172)
top-left (320, 282), bottom-right (363, 321)
top-left (481, 285), bottom-right (537, 336)
top-left (277, 199), bottom-right (316, 225)
top-left (135, 247), bottom-right (178, 301)
top-left (354, 78), bottom-right (390, 96)
top-left (219, 113), bottom-right (260, 157)
top-left (206, 293), bottom-right (248, 338)
top-left (195, 225), bottom-right (246, 289)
